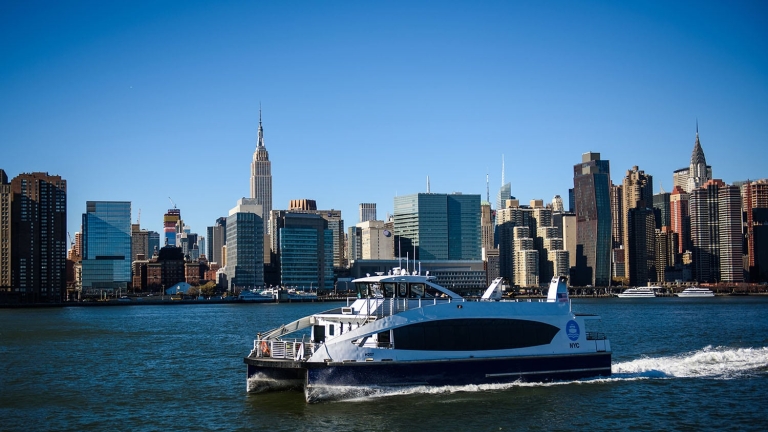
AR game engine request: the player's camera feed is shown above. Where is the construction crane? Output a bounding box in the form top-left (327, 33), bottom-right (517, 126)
top-left (168, 197), bottom-right (176, 209)
top-left (68, 232), bottom-right (75, 256)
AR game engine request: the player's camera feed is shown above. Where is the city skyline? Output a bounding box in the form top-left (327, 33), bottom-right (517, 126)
top-left (2, 1), bottom-right (766, 241)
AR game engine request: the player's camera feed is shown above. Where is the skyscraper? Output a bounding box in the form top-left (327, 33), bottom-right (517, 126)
top-left (359, 203), bottom-right (377, 223)
top-left (131, 224), bottom-right (149, 261)
top-left (394, 193), bottom-right (481, 261)
top-left (669, 186), bottom-right (690, 254)
top-left (0, 172), bottom-right (67, 303)
top-left (573, 152), bottom-right (611, 287)
top-left (673, 124), bottom-right (713, 193)
top-left (690, 180), bottom-right (743, 283)
top-left (621, 166), bottom-right (654, 283)
top-left (250, 107), bottom-right (273, 235)
top-left (357, 220), bottom-right (394, 260)
top-left (163, 208), bottom-right (180, 247)
top-left (207, 217), bottom-right (226, 265)
top-left (0, 170), bottom-right (9, 291)
top-left (81, 201), bottom-right (131, 294)
top-left (225, 199), bottom-right (264, 290)
top-left (496, 155), bottom-right (512, 210)
top-left (687, 123), bottom-right (712, 192)
top-left (272, 212), bottom-right (333, 291)
top-left (653, 192), bottom-right (671, 229)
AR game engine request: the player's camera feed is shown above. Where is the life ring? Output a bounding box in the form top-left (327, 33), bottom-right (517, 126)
top-left (260, 340), bottom-right (270, 357)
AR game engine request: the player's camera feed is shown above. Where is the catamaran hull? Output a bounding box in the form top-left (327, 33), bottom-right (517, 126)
top-left (247, 352), bottom-right (611, 401)
top-left (246, 359), bottom-right (306, 393)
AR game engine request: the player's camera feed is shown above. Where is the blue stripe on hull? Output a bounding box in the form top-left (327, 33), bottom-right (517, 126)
top-left (305, 353), bottom-right (611, 389)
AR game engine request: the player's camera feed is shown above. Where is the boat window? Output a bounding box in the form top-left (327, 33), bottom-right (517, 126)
top-left (410, 283), bottom-right (425, 298)
top-left (392, 319), bottom-right (560, 351)
top-left (424, 284), bottom-right (444, 298)
top-left (377, 330), bottom-right (391, 348)
top-left (312, 325), bottom-right (326, 343)
top-left (370, 283), bottom-right (382, 298)
top-left (398, 283), bottom-right (408, 297)
top-left (355, 283), bottom-right (367, 298)
top-left (383, 283), bottom-right (396, 298)
top-left (328, 324), bottom-right (335, 336)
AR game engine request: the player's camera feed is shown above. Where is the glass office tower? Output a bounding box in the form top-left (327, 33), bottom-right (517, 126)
top-left (81, 201), bottom-right (131, 293)
top-left (393, 193), bottom-right (481, 261)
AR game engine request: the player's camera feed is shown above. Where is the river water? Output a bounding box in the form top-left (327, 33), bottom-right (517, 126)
top-left (2, 297), bottom-right (767, 431)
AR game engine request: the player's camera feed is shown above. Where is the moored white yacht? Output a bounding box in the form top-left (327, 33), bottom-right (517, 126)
top-left (676, 287), bottom-right (715, 297)
top-left (237, 289), bottom-right (273, 302)
top-left (244, 270), bottom-right (612, 402)
top-left (617, 287), bottom-right (657, 298)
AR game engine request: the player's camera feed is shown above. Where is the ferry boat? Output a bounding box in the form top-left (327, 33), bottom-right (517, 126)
top-left (616, 287), bottom-right (657, 298)
top-left (676, 287), bottom-right (715, 297)
top-left (244, 270), bottom-right (612, 402)
top-left (237, 289), bottom-right (273, 302)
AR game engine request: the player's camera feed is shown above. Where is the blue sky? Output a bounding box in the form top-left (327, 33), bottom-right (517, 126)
top-left (2, 0), bottom-right (766, 243)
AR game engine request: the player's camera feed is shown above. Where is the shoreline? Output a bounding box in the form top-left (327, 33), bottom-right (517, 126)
top-left (3, 292), bottom-right (768, 308)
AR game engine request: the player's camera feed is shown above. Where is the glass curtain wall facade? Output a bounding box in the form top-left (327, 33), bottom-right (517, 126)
top-left (280, 227), bottom-right (321, 289)
top-left (225, 212), bottom-right (264, 290)
top-left (81, 201), bottom-right (131, 293)
top-left (573, 153), bottom-right (612, 287)
top-left (394, 193), bottom-right (480, 261)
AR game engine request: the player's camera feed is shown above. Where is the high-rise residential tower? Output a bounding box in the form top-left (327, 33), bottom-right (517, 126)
top-left (250, 108), bottom-right (273, 235)
top-left (0, 172), bottom-right (67, 302)
top-left (690, 180), bottom-right (743, 283)
top-left (0, 170), bottom-right (9, 290)
top-left (621, 166), bottom-right (654, 284)
top-left (669, 186), bottom-right (690, 254)
top-left (163, 208), bottom-right (180, 247)
top-left (573, 152), bottom-right (612, 287)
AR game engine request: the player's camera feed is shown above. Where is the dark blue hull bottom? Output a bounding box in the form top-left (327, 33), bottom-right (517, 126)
top-left (247, 352), bottom-right (611, 402)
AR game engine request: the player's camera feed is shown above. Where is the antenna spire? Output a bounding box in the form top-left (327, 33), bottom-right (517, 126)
top-left (486, 172), bottom-right (490, 203)
top-left (427, 176), bottom-right (431, 193)
top-left (257, 103), bottom-right (264, 148)
top-left (501, 154), bottom-right (505, 186)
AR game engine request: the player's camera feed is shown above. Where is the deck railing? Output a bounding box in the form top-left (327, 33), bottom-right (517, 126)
top-left (586, 332), bottom-right (607, 340)
top-left (252, 339), bottom-right (318, 361)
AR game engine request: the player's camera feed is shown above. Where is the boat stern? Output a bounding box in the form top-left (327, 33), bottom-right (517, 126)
top-left (245, 356), bottom-right (306, 393)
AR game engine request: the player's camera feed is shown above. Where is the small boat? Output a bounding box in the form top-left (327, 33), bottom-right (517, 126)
top-left (237, 289), bottom-right (273, 302)
top-left (285, 289), bottom-right (318, 301)
top-left (676, 287), bottom-right (715, 297)
top-left (243, 270), bottom-right (612, 402)
top-left (617, 287), bottom-right (657, 298)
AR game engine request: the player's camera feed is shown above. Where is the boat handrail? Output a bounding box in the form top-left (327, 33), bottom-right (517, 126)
top-left (586, 332), bottom-right (607, 340)
top-left (251, 338), bottom-right (319, 361)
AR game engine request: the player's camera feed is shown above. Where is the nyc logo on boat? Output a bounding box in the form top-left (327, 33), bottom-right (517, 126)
top-left (566, 320), bottom-right (580, 341)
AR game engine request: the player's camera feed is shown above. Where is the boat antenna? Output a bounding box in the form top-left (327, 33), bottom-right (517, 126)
top-left (406, 252), bottom-right (409, 273)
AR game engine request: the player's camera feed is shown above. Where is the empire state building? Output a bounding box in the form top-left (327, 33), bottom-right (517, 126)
top-left (250, 109), bottom-right (272, 235)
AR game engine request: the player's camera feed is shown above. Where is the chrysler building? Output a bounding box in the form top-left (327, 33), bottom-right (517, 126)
top-left (250, 107), bottom-right (273, 235)
top-left (687, 122), bottom-right (711, 192)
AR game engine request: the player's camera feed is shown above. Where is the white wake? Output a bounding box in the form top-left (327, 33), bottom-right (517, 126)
top-left (611, 345), bottom-right (768, 379)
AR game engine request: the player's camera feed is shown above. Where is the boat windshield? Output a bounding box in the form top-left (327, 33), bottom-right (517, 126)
top-left (356, 281), bottom-right (444, 298)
